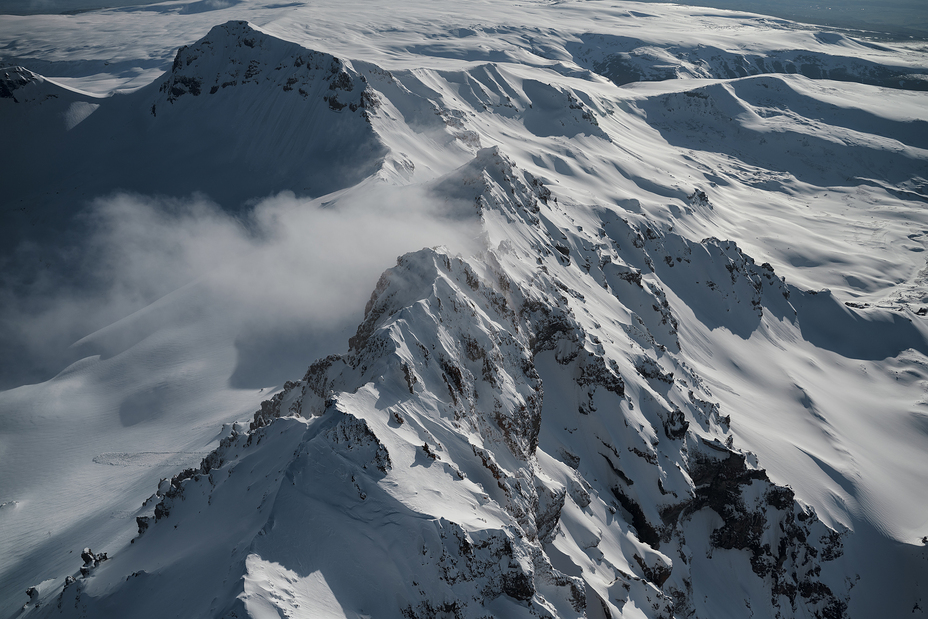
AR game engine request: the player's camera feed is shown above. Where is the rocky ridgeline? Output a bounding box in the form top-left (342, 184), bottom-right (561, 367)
top-left (113, 147), bottom-right (852, 618)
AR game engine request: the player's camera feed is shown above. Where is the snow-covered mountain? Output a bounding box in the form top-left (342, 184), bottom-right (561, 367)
top-left (0, 20), bottom-right (384, 262)
top-left (1, 1), bottom-right (927, 617)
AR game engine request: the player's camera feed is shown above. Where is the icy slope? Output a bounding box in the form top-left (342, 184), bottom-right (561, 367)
top-left (3, 1), bottom-right (928, 617)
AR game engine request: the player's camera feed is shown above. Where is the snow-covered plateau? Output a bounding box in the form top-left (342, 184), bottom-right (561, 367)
top-left (1, 1), bottom-right (927, 617)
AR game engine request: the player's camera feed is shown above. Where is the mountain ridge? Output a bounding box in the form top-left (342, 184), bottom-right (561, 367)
top-left (3, 4), bottom-right (928, 617)
top-left (41, 148), bottom-right (856, 618)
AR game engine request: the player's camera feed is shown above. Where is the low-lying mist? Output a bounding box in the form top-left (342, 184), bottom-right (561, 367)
top-left (0, 184), bottom-right (482, 390)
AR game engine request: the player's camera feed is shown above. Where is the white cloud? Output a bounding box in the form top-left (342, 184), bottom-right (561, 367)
top-left (0, 185), bottom-right (481, 389)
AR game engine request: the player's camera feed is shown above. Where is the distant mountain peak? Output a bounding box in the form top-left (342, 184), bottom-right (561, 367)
top-left (155, 19), bottom-right (375, 117)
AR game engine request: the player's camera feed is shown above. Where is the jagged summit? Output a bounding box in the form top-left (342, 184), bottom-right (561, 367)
top-left (142, 19), bottom-right (387, 195)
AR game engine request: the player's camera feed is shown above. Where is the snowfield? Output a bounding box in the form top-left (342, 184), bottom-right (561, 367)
top-left (1, 1), bottom-right (927, 617)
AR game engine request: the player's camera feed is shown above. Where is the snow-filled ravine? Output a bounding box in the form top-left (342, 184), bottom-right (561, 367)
top-left (1, 1), bottom-right (927, 617)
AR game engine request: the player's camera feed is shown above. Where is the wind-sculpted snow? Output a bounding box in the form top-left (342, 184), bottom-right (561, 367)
top-left (636, 77), bottom-right (928, 195)
top-left (4, 3), bottom-right (928, 618)
top-left (570, 32), bottom-right (928, 90)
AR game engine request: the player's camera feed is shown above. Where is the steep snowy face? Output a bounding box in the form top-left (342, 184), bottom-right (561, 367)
top-left (156, 21), bottom-right (369, 107)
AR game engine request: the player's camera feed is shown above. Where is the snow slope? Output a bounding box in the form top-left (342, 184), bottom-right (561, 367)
top-left (2, 1), bottom-right (927, 617)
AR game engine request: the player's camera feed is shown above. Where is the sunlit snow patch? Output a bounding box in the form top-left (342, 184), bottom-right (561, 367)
top-left (63, 101), bottom-right (100, 130)
top-left (239, 555), bottom-right (345, 619)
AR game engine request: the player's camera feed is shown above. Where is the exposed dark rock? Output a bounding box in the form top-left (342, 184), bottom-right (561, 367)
top-left (661, 407), bottom-right (688, 440)
top-left (672, 447), bottom-right (848, 616)
top-left (78, 548), bottom-right (108, 578)
top-left (636, 357), bottom-right (674, 383)
top-left (688, 189), bottom-right (710, 207)
top-left (501, 570), bottom-right (535, 601)
top-left (634, 553), bottom-right (672, 587)
top-left (325, 414), bottom-right (392, 475)
top-left (535, 482), bottom-right (567, 542)
top-left (612, 487), bottom-right (661, 548)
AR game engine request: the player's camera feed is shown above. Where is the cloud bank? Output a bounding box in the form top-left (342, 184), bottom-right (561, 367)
top-left (0, 185), bottom-right (482, 389)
